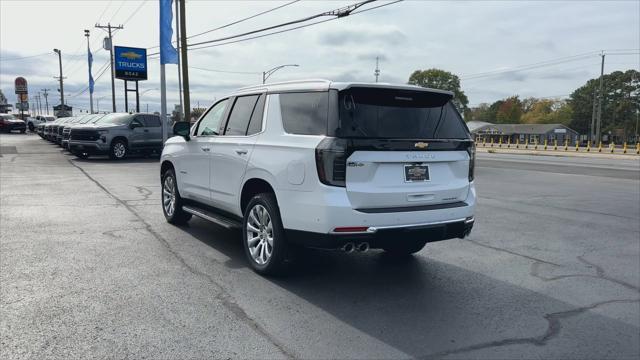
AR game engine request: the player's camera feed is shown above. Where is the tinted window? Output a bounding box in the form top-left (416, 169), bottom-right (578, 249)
top-left (142, 115), bottom-right (161, 127)
top-left (280, 92), bottom-right (328, 135)
top-left (335, 88), bottom-right (469, 139)
top-left (196, 99), bottom-right (228, 136)
top-left (96, 113), bottom-right (133, 125)
top-left (247, 94), bottom-right (265, 135)
top-left (224, 95), bottom-right (259, 136)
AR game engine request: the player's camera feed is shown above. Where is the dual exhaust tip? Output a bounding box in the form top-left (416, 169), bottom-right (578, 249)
top-left (341, 242), bottom-right (369, 253)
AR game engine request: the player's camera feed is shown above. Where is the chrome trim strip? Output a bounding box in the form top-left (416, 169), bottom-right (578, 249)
top-left (328, 218), bottom-right (468, 235)
top-left (182, 206), bottom-right (240, 229)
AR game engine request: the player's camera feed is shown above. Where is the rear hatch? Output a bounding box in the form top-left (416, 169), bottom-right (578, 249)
top-left (317, 86), bottom-right (474, 211)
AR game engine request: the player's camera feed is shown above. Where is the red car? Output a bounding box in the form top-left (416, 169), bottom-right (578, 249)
top-left (0, 114), bottom-right (27, 133)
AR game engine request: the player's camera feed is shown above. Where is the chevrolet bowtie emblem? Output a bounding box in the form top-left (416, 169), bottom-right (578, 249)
top-left (414, 142), bottom-right (429, 149)
top-left (121, 51), bottom-right (142, 60)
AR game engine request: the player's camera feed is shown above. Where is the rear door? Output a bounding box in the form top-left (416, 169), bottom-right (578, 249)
top-left (141, 115), bottom-right (162, 149)
top-left (210, 94), bottom-right (265, 214)
top-left (337, 87), bottom-right (472, 211)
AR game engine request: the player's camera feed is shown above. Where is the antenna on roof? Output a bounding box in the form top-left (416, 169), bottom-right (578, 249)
top-left (374, 56), bottom-right (381, 83)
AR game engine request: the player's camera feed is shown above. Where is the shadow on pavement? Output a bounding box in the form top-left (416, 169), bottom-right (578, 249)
top-left (178, 218), bottom-right (640, 358)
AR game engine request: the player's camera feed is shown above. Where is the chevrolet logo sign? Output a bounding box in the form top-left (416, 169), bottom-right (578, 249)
top-left (121, 51), bottom-right (143, 60)
top-left (414, 142), bottom-right (429, 149)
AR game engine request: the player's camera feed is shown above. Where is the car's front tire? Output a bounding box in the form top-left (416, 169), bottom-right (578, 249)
top-left (382, 239), bottom-right (428, 256)
top-left (109, 139), bottom-right (128, 160)
top-left (161, 168), bottom-right (192, 225)
top-left (243, 193), bottom-right (288, 275)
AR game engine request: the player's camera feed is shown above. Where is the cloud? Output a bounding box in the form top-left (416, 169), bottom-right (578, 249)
top-left (318, 24), bottom-right (406, 47)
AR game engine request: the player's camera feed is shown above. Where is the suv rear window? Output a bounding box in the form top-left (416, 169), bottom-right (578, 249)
top-left (334, 87), bottom-right (469, 139)
top-left (280, 92), bottom-right (328, 135)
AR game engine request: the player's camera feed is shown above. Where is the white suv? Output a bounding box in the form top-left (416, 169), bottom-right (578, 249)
top-left (160, 80), bottom-right (476, 275)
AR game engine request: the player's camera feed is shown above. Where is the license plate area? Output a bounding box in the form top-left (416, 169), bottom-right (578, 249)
top-left (404, 164), bottom-right (430, 182)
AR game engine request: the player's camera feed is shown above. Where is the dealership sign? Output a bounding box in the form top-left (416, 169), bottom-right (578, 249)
top-left (114, 46), bottom-right (147, 81)
top-left (14, 77), bottom-right (28, 94)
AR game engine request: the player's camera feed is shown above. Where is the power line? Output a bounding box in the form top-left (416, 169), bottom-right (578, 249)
top-left (95, 0), bottom-right (114, 24)
top-left (1, 52), bottom-right (50, 61)
top-left (147, 0), bottom-right (402, 56)
top-left (147, 0), bottom-right (302, 50)
top-left (122, 0), bottom-right (149, 26)
top-left (187, 0), bottom-right (378, 49)
top-left (107, 0), bottom-right (127, 24)
top-left (190, 66), bottom-right (261, 75)
top-left (188, 0), bottom-right (301, 40)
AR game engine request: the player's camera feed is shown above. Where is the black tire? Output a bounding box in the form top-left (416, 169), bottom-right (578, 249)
top-left (382, 239), bottom-right (428, 256)
top-left (109, 139), bottom-right (128, 160)
top-left (28, 123), bottom-right (35, 132)
top-left (74, 151), bottom-right (89, 159)
top-left (161, 168), bottom-right (192, 225)
top-left (20, 129), bottom-right (26, 134)
top-left (242, 193), bottom-right (288, 275)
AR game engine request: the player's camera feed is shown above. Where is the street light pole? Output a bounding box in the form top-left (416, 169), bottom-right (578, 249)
top-left (262, 64), bottom-right (299, 84)
top-left (53, 49), bottom-right (65, 115)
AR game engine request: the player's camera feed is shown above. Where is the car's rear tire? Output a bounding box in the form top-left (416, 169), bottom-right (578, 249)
top-left (28, 123), bottom-right (35, 132)
top-left (161, 168), bottom-right (192, 225)
top-left (20, 129), bottom-right (26, 134)
top-left (109, 139), bottom-right (128, 160)
top-left (243, 193), bottom-right (288, 275)
top-left (382, 239), bottom-right (428, 256)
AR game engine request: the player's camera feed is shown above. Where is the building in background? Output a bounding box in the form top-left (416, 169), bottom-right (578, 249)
top-left (469, 121), bottom-right (579, 145)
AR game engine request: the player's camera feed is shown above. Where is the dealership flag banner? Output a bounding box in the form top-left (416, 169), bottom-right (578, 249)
top-left (88, 47), bottom-right (95, 94)
top-left (159, 0), bottom-right (178, 65)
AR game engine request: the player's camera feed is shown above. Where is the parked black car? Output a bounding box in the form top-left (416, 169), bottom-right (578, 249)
top-left (0, 114), bottom-right (27, 133)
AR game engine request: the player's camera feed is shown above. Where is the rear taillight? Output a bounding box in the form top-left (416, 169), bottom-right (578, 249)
top-left (467, 143), bottom-right (476, 182)
top-left (315, 137), bottom-right (347, 187)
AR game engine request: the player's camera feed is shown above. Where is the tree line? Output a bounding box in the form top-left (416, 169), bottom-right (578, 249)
top-left (408, 68), bottom-right (639, 137)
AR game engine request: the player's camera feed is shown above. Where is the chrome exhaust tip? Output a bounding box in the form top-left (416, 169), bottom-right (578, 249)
top-left (356, 242), bottom-right (370, 253)
top-left (341, 242), bottom-right (355, 253)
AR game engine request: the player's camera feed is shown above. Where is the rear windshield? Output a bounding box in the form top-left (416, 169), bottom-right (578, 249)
top-left (335, 87), bottom-right (469, 139)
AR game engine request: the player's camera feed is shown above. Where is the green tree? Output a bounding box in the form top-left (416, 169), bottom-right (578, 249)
top-left (521, 98), bottom-right (573, 125)
top-left (408, 69), bottom-right (469, 113)
top-left (495, 96), bottom-right (522, 123)
top-left (569, 69), bottom-right (639, 137)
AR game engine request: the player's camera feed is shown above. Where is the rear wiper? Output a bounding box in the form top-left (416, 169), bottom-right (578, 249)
top-left (431, 106), bottom-right (446, 137)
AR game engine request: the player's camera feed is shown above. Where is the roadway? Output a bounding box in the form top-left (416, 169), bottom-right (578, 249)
top-left (1, 133), bottom-right (639, 359)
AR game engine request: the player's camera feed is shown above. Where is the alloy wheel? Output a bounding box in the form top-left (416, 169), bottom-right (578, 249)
top-left (246, 204), bottom-right (273, 265)
top-left (113, 142), bottom-right (126, 158)
top-left (163, 176), bottom-right (176, 217)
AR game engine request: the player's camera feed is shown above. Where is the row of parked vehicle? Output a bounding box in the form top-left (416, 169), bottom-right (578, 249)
top-left (37, 112), bottom-right (164, 159)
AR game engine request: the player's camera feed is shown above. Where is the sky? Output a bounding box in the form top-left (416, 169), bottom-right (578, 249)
top-left (1, 0), bottom-right (639, 115)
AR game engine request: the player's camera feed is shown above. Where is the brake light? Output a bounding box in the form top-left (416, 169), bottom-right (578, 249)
top-left (467, 143), bottom-right (476, 182)
top-left (315, 137), bottom-right (347, 187)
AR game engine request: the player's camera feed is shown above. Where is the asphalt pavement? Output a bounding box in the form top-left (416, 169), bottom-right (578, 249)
top-left (1, 133), bottom-right (639, 359)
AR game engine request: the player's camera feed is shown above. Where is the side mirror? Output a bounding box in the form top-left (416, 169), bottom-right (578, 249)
top-left (130, 121), bottom-right (143, 129)
top-left (173, 122), bottom-right (190, 141)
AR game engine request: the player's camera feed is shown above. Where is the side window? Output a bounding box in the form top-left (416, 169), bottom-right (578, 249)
top-left (131, 118), bottom-right (144, 128)
top-left (196, 99), bottom-right (228, 136)
top-left (223, 95), bottom-right (259, 136)
top-left (143, 115), bottom-right (161, 127)
top-left (246, 94), bottom-right (265, 135)
top-left (280, 92), bottom-right (328, 135)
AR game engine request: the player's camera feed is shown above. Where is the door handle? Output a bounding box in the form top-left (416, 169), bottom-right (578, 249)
top-left (143, 129), bottom-right (149, 132)
top-left (201, 147), bottom-right (211, 152)
top-left (235, 149), bottom-right (248, 155)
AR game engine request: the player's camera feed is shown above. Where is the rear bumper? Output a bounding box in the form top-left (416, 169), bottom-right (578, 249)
top-left (1, 123), bottom-right (26, 132)
top-left (285, 218), bottom-right (474, 249)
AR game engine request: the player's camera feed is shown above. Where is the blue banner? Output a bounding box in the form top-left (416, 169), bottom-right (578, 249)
top-left (159, 0), bottom-right (178, 65)
top-left (88, 48), bottom-right (94, 94)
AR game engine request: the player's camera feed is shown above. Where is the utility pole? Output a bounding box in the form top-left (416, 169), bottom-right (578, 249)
top-left (178, 0), bottom-right (190, 122)
top-left (374, 56), bottom-right (380, 83)
top-left (175, 0), bottom-right (184, 121)
top-left (41, 88), bottom-right (49, 115)
top-left (36, 92), bottom-right (42, 115)
top-left (595, 51), bottom-right (605, 144)
top-left (85, 29), bottom-right (94, 114)
top-left (589, 88), bottom-right (597, 144)
top-left (53, 49), bottom-right (65, 114)
top-left (95, 23), bottom-right (123, 113)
